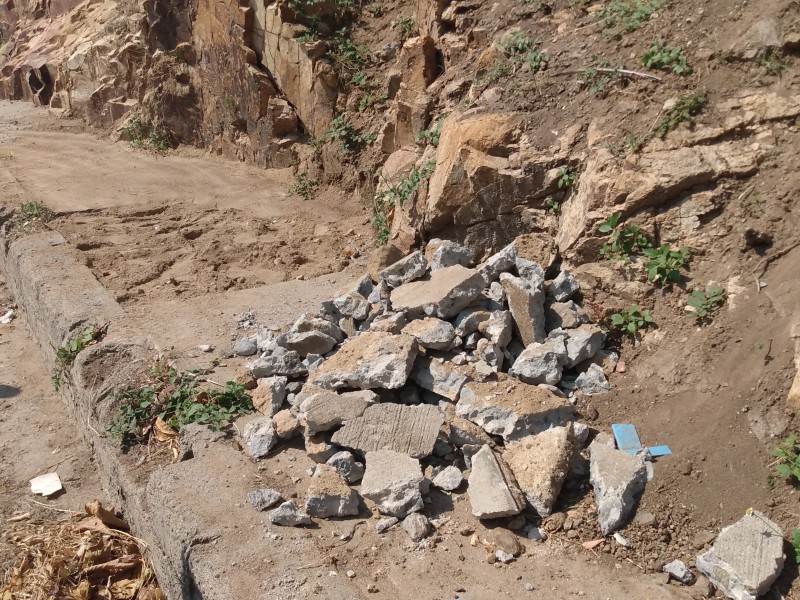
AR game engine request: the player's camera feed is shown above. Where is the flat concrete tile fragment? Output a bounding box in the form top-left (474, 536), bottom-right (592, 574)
top-left (299, 389), bottom-right (377, 433)
top-left (361, 449), bottom-right (424, 517)
top-left (331, 403), bottom-right (444, 459)
top-left (390, 265), bottom-right (485, 318)
top-left (500, 273), bottom-right (546, 346)
top-left (467, 444), bottom-right (526, 519)
top-left (589, 440), bottom-right (647, 535)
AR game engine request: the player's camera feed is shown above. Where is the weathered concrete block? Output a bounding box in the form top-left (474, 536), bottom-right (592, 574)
top-left (269, 501), bottom-right (313, 526)
top-left (252, 376), bottom-right (288, 416)
top-left (248, 488), bottom-right (282, 511)
top-left (410, 356), bottom-right (469, 401)
top-left (509, 337), bottom-right (568, 386)
top-left (500, 273), bottom-right (546, 346)
top-left (243, 417), bottom-right (277, 458)
top-left (305, 465), bottom-right (360, 518)
top-left (548, 270), bottom-right (580, 302)
top-left (402, 512), bottom-right (432, 541)
top-left (361, 450), bottom-right (424, 517)
top-left (432, 465), bottom-right (463, 491)
top-left (379, 249), bottom-right (428, 287)
top-left (429, 240), bottom-right (475, 270)
top-left (299, 389), bottom-right (377, 433)
top-left (467, 444), bottom-right (526, 519)
top-left (589, 440), bottom-right (647, 535)
top-left (249, 350), bottom-right (307, 378)
top-left (478, 310), bottom-right (513, 348)
top-left (326, 450), bottom-right (365, 483)
top-left (477, 242), bottom-right (517, 285)
top-left (391, 265), bottom-right (485, 318)
top-left (402, 317), bottom-right (456, 349)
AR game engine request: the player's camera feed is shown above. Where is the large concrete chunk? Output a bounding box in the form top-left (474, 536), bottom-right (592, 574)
top-left (299, 389), bottom-right (378, 433)
top-left (477, 242), bottom-right (517, 285)
top-left (310, 332), bottom-right (417, 390)
top-left (456, 379), bottom-right (574, 442)
top-left (281, 330), bottom-right (338, 356)
top-left (589, 440), bottom-right (647, 535)
top-left (249, 350), bottom-right (307, 378)
top-left (331, 403), bottom-right (444, 458)
top-left (402, 317), bottom-right (456, 350)
top-left (500, 273), bottom-right (546, 345)
top-left (252, 376), bottom-right (288, 416)
top-left (509, 337), bottom-right (568, 385)
top-left (391, 265), bottom-right (485, 319)
top-left (560, 324), bottom-right (605, 368)
top-left (429, 240), bottom-right (475, 270)
top-left (410, 356), bottom-right (469, 401)
top-left (290, 313), bottom-right (345, 343)
top-left (478, 311), bottom-right (513, 348)
top-left (361, 450), bottom-right (424, 517)
top-left (504, 425), bottom-right (576, 517)
top-left (696, 510), bottom-right (785, 600)
top-left (467, 445), bottom-right (526, 519)
top-left (305, 465), bottom-right (361, 518)
top-left (243, 417), bottom-right (277, 458)
top-left (379, 250), bottom-right (428, 287)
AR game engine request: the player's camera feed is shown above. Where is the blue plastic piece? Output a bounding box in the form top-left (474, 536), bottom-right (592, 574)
top-left (612, 423), bottom-right (672, 457)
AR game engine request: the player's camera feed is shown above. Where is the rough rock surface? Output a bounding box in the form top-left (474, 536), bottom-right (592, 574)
top-left (311, 332), bottom-right (417, 390)
top-left (548, 270), bottom-right (580, 301)
top-left (273, 409), bottom-right (299, 439)
top-left (664, 560), bottom-right (694, 584)
top-left (429, 240), bottom-right (475, 270)
top-left (467, 444), bottom-right (526, 519)
top-left (504, 425), bottom-right (576, 517)
top-left (432, 465), bottom-right (463, 491)
top-left (589, 440), bottom-right (648, 535)
top-left (360, 450), bottom-right (424, 517)
top-left (248, 488), bottom-right (282, 511)
top-left (696, 510), bottom-right (785, 600)
top-left (574, 363), bottom-right (611, 395)
top-left (509, 337), bottom-right (568, 385)
top-left (299, 389), bottom-right (377, 433)
top-left (326, 450), bottom-right (365, 483)
top-left (252, 376), bottom-right (288, 416)
top-left (559, 324), bottom-right (605, 368)
top-left (500, 273), bottom-right (546, 345)
top-left (269, 501), bottom-right (313, 527)
top-left (391, 265), bottom-right (485, 318)
top-left (402, 512), bottom-right (432, 541)
top-left (545, 301), bottom-right (589, 331)
top-left (331, 403), bottom-right (444, 458)
top-left (305, 465), bottom-right (361, 518)
top-left (249, 350), bottom-right (306, 378)
top-left (456, 379), bottom-right (574, 442)
top-left (402, 317), bottom-right (456, 349)
top-left (243, 417), bottom-right (278, 458)
top-left (379, 250), bottom-right (428, 287)
top-left (410, 356), bottom-right (469, 401)
top-left (282, 330), bottom-right (338, 356)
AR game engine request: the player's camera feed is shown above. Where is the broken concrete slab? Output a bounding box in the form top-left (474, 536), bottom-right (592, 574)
top-left (234, 337), bottom-right (258, 356)
top-left (477, 242), bottom-right (517, 285)
top-left (545, 300), bottom-right (589, 331)
top-left (303, 429), bottom-right (338, 463)
top-left (248, 488), bottom-right (282, 511)
top-left (402, 317), bottom-right (456, 349)
top-left (453, 308), bottom-right (491, 337)
top-left (252, 376), bottom-right (288, 416)
top-left (589, 440), bottom-right (648, 535)
top-left (331, 403), bottom-right (445, 458)
top-left (243, 416), bottom-right (278, 458)
top-left (509, 337), bottom-right (568, 386)
top-left (574, 363), bottom-right (611, 395)
top-left (467, 444), bottom-right (526, 519)
top-left (456, 379), bottom-right (574, 442)
top-left (478, 310), bottom-right (513, 348)
top-left (299, 388), bottom-right (377, 433)
top-left (273, 409), bottom-right (299, 439)
top-left (379, 250), bottom-right (428, 287)
top-left (548, 270), bottom-right (580, 302)
top-left (326, 450), bottom-right (365, 483)
top-left (281, 330), bottom-right (338, 356)
top-left (391, 265), bottom-right (485, 318)
top-left (249, 350), bottom-right (307, 378)
top-left (361, 449), bottom-right (424, 517)
top-left (429, 240), bottom-right (475, 270)
top-left (504, 425), bottom-right (577, 517)
top-left (402, 512), bottom-right (432, 541)
top-left (269, 501), bottom-right (313, 526)
top-left (410, 356), bottom-right (470, 401)
top-left (559, 324), bottom-right (605, 368)
top-left (305, 465), bottom-right (361, 518)
top-left (311, 332), bottom-right (417, 390)
top-left (500, 273), bottom-right (546, 346)
top-left (289, 313), bottom-right (345, 343)
top-left (333, 291), bottom-right (371, 320)
top-left (664, 559), bottom-right (694, 584)
top-left (432, 465), bottom-right (463, 491)
top-left (448, 416), bottom-right (494, 447)
top-left (515, 257), bottom-right (545, 289)
top-left (696, 510), bottom-right (784, 600)
top-left (368, 311), bottom-right (409, 334)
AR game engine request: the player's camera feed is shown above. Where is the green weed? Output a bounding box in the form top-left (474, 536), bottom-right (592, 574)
top-left (122, 114), bottom-right (170, 153)
top-left (770, 435), bottom-right (800, 489)
top-left (599, 0), bottom-right (665, 36)
top-left (599, 212), bottom-right (653, 260)
top-left (757, 50), bottom-right (792, 75)
top-left (107, 363), bottom-right (253, 444)
top-left (497, 32), bottom-right (548, 73)
top-left (17, 201), bottom-right (54, 224)
top-left (609, 305), bottom-right (654, 336)
top-left (545, 197), bottom-right (561, 215)
top-left (416, 115), bottom-right (446, 147)
top-left (289, 171), bottom-right (319, 201)
top-left (372, 160), bottom-right (436, 246)
top-left (642, 243), bottom-right (690, 283)
top-left (557, 167), bottom-right (578, 190)
top-left (328, 29), bottom-right (372, 77)
top-left (579, 63), bottom-right (624, 97)
top-left (793, 529), bottom-right (800, 563)
top-left (642, 40), bottom-right (692, 75)
top-left (323, 115), bottom-right (375, 155)
top-left (365, 1), bottom-right (383, 16)
top-left (396, 15), bottom-right (417, 42)
top-left (686, 285), bottom-right (725, 323)
top-left (52, 325), bottom-right (106, 391)
top-left (654, 92), bottom-right (707, 139)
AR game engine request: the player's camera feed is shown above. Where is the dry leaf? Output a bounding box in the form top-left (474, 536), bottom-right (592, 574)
top-left (69, 580), bottom-right (90, 600)
top-left (85, 500), bottom-right (129, 531)
top-left (154, 417), bottom-right (177, 442)
top-left (75, 516), bottom-right (115, 535)
top-left (581, 539), bottom-right (604, 550)
top-left (139, 585), bottom-right (167, 600)
top-left (84, 554), bottom-right (142, 575)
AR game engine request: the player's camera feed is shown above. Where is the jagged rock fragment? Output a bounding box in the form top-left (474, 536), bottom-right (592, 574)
top-left (361, 450), bottom-right (424, 517)
top-left (391, 265), bottom-right (485, 318)
top-left (589, 440), bottom-right (647, 535)
top-left (305, 465), bottom-right (360, 518)
top-left (467, 445), bottom-right (526, 519)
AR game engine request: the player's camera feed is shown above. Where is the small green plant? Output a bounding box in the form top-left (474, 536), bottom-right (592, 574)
top-left (497, 32), bottom-right (548, 73)
top-left (599, 212), bottom-right (653, 260)
top-left (372, 160), bottom-right (436, 245)
top-left (739, 189), bottom-right (764, 217)
top-left (328, 29), bottom-right (372, 77)
top-left (654, 92), bottom-right (707, 139)
top-left (599, 0), bottom-right (665, 35)
top-left (122, 114), bottom-right (170, 153)
top-left (52, 325), bottom-right (106, 391)
top-left (609, 305), bottom-right (654, 336)
top-left (642, 40), bottom-right (692, 75)
top-left (793, 529), bottom-right (800, 563)
top-left (686, 285), bottom-right (726, 322)
top-left (642, 243), bottom-right (690, 283)
top-left (557, 167), bottom-right (578, 190)
top-left (416, 115), bottom-right (446, 147)
top-left (770, 435), bottom-right (800, 489)
top-left (107, 363), bottom-right (254, 444)
top-left (323, 115), bottom-right (374, 155)
top-left (359, 91), bottom-right (387, 112)
top-left (17, 201), bottom-right (54, 223)
top-left (545, 197), bottom-right (561, 215)
top-left (757, 50), bottom-right (791, 75)
top-left (350, 71), bottom-right (369, 87)
top-left (579, 63), bottom-right (624, 97)
top-left (396, 15), bottom-right (417, 42)
top-left (289, 171), bottom-right (319, 201)
top-left (365, 1), bottom-right (383, 16)
top-left (0, 31), bottom-right (8, 47)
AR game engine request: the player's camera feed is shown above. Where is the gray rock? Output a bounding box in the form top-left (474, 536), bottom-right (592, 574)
top-left (311, 332), bottom-right (417, 390)
top-left (696, 510), bottom-right (784, 600)
top-left (545, 301), bottom-right (590, 331)
top-left (664, 560), bottom-right (694, 584)
top-left (432, 465), bottom-right (463, 491)
top-left (255, 328), bottom-right (278, 352)
top-left (249, 488), bottom-right (282, 511)
top-left (504, 425), bottom-right (576, 517)
top-left (509, 337), bottom-right (568, 385)
top-left (252, 376), bottom-right (288, 416)
top-left (368, 311), bottom-right (408, 334)
top-left (326, 450), bottom-right (365, 483)
top-left (331, 403), bottom-right (444, 459)
top-left (303, 353), bottom-right (324, 372)
top-left (589, 440), bottom-right (647, 535)
top-left (557, 324), bottom-right (605, 368)
top-left (391, 265), bottom-right (485, 319)
top-left (475, 338), bottom-right (503, 370)
top-left (361, 449), bottom-right (424, 517)
top-left (410, 356), bottom-right (469, 401)
top-left (467, 444), bottom-right (526, 519)
top-left (305, 465), bottom-right (361, 518)
top-left (376, 516), bottom-right (399, 533)
top-left (299, 389), bottom-right (377, 433)
top-left (379, 250), bottom-right (428, 288)
top-left (487, 281), bottom-right (506, 311)
top-left (548, 270), bottom-right (580, 302)
top-left (500, 273), bottom-right (546, 346)
top-left (273, 409), bottom-right (300, 439)
top-left (515, 257), bottom-right (545, 289)
top-left (453, 308), bottom-right (492, 337)
top-left (477, 242), bottom-right (517, 285)
top-left (464, 332), bottom-right (481, 350)
top-left (243, 417), bottom-right (278, 458)
top-left (234, 337), bottom-right (258, 356)
top-left (282, 330), bottom-right (338, 356)
top-left (478, 311), bottom-right (513, 348)
top-left (290, 313), bottom-right (346, 343)
top-left (269, 501), bottom-right (313, 526)
top-left (574, 363), bottom-right (611, 395)
top-left (402, 317), bottom-right (456, 350)
top-left (402, 513), bottom-right (432, 541)
top-left (448, 416), bottom-right (493, 447)
top-left (456, 379), bottom-right (574, 442)
top-left (334, 292), bottom-right (371, 320)
top-left (249, 350), bottom-right (307, 378)
top-left (495, 550), bottom-right (515, 564)
top-left (353, 274), bottom-right (375, 298)
top-left (430, 240), bottom-right (475, 270)
top-left (303, 429), bottom-right (338, 463)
